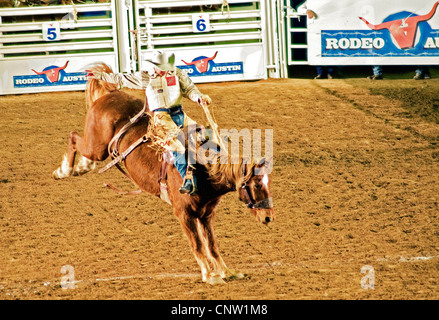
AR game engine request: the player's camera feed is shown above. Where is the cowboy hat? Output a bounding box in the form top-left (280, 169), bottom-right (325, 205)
top-left (144, 50), bottom-right (175, 71)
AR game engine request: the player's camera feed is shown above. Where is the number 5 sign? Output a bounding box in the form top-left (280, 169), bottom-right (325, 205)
top-left (192, 13), bottom-right (210, 33)
top-left (43, 22), bottom-right (61, 41)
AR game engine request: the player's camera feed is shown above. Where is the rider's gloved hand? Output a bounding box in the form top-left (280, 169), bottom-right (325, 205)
top-left (198, 94), bottom-right (212, 106)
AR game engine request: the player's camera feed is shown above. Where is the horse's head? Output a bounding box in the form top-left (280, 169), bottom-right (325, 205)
top-left (238, 159), bottom-right (274, 225)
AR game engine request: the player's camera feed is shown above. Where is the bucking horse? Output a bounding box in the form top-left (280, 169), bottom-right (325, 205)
top-left (52, 63), bottom-right (275, 284)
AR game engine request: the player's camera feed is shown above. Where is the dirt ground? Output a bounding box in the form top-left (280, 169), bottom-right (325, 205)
top-left (1, 76), bottom-right (438, 300)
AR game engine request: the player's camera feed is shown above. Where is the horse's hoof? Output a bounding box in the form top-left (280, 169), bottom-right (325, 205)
top-left (52, 153), bottom-right (72, 179)
top-left (225, 269), bottom-right (245, 280)
top-left (72, 169), bottom-right (89, 176)
top-left (52, 168), bottom-right (67, 180)
top-left (207, 274), bottom-right (226, 285)
top-left (72, 157), bottom-right (97, 176)
top-left (52, 170), bottom-right (60, 180)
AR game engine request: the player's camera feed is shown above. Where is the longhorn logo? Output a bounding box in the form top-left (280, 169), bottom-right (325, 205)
top-left (359, 1), bottom-right (439, 49)
top-left (32, 61), bottom-right (69, 83)
top-left (181, 51), bottom-right (218, 73)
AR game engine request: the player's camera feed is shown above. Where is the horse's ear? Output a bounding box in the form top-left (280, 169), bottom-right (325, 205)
top-left (254, 157), bottom-right (265, 167)
top-left (264, 156), bottom-right (273, 167)
top-left (254, 156), bottom-right (273, 167)
top-left (254, 156), bottom-right (273, 175)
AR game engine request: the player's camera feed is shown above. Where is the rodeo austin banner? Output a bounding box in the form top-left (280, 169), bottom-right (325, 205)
top-left (139, 44), bottom-right (266, 84)
top-left (305, 0), bottom-right (439, 65)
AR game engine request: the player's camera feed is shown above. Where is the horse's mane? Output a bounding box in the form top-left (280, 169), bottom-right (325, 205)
top-left (85, 63), bottom-right (119, 109)
top-left (207, 154), bottom-right (255, 190)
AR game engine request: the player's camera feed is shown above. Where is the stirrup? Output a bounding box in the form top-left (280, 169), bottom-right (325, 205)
top-left (179, 166), bottom-right (197, 195)
top-left (179, 180), bottom-right (196, 195)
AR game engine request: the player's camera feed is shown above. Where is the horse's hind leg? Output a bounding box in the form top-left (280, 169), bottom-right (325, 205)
top-left (52, 131), bottom-right (106, 179)
top-left (72, 154), bottom-right (97, 176)
top-left (53, 131), bottom-right (82, 179)
top-left (52, 152), bottom-right (74, 179)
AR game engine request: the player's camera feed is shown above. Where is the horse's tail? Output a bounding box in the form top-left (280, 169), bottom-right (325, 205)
top-left (85, 63), bottom-right (118, 109)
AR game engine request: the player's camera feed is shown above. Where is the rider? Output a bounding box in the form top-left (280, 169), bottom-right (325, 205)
top-left (86, 50), bottom-right (212, 195)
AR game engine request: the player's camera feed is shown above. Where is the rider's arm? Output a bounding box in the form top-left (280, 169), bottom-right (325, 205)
top-left (93, 71), bottom-right (150, 89)
top-left (177, 68), bottom-right (211, 105)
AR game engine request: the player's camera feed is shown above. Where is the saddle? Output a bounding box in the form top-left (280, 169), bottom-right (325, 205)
top-left (98, 105), bottom-right (210, 204)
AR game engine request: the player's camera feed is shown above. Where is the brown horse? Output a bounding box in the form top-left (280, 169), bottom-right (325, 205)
top-left (52, 63), bottom-right (275, 284)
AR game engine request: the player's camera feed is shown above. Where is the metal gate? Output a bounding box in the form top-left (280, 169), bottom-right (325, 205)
top-left (0, 1), bottom-right (119, 95)
top-left (133, 0), bottom-right (271, 83)
top-left (280, 0), bottom-right (308, 67)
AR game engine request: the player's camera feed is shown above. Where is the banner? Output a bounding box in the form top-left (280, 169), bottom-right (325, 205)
top-left (0, 55), bottom-right (117, 95)
top-left (306, 0), bottom-right (439, 65)
top-left (140, 44), bottom-right (266, 83)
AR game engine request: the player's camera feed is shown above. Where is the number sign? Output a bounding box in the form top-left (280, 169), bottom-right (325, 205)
top-left (192, 14), bottom-right (210, 33)
top-left (43, 22), bottom-right (61, 41)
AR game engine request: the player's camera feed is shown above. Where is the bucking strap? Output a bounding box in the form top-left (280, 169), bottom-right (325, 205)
top-left (158, 158), bottom-right (172, 205)
top-left (99, 134), bottom-right (150, 175)
top-left (159, 157), bottom-right (168, 183)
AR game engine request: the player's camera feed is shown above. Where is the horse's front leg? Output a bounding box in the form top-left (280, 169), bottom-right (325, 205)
top-left (178, 212), bottom-right (225, 284)
top-left (198, 214), bottom-right (245, 281)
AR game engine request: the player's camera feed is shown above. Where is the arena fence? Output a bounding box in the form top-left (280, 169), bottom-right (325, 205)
top-left (134, 0), bottom-right (272, 83)
top-left (2, 1), bottom-right (436, 95)
top-left (0, 0), bottom-right (283, 95)
top-left (0, 1), bottom-right (119, 95)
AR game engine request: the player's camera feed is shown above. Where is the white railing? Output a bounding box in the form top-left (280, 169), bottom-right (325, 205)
top-left (0, 1), bottom-right (119, 95)
top-left (0, 3), bottom-right (118, 60)
top-left (135, 0), bottom-right (264, 49)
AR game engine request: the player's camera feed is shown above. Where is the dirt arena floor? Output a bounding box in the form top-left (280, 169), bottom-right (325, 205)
top-left (1, 74), bottom-right (438, 300)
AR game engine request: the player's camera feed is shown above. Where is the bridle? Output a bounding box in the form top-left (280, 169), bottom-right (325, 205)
top-left (241, 182), bottom-right (273, 209)
top-left (240, 163), bottom-right (273, 210)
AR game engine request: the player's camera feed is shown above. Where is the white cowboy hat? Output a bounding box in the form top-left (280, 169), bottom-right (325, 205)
top-left (144, 50), bottom-right (175, 71)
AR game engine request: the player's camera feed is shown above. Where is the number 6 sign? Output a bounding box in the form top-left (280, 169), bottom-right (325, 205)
top-left (43, 22), bottom-right (60, 41)
top-left (192, 13), bottom-right (210, 33)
